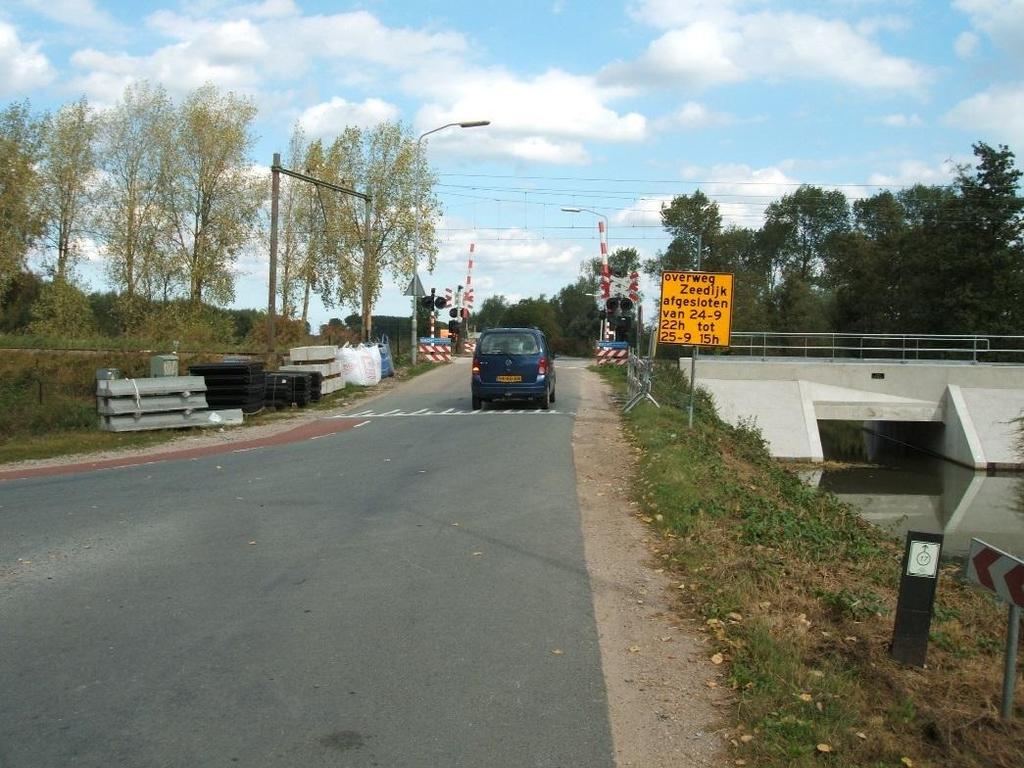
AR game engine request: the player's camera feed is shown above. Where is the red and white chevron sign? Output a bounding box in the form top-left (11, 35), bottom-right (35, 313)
top-left (967, 539), bottom-right (1024, 608)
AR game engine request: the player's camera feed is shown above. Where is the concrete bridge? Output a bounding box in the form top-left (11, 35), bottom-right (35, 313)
top-left (684, 333), bottom-right (1024, 470)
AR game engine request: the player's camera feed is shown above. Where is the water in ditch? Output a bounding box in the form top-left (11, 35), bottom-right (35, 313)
top-left (806, 422), bottom-right (1024, 558)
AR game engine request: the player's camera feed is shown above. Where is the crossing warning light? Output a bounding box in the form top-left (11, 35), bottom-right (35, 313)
top-left (606, 296), bottom-right (634, 315)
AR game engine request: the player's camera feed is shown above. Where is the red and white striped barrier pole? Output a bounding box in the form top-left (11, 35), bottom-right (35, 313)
top-left (464, 244), bottom-right (475, 316)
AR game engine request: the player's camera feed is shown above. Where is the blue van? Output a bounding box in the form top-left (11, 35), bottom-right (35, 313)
top-left (471, 327), bottom-right (556, 410)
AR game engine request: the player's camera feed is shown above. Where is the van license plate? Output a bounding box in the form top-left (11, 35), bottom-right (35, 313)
top-left (496, 375), bottom-right (522, 382)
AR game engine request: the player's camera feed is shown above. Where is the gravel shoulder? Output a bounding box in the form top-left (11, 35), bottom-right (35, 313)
top-left (573, 367), bottom-right (727, 767)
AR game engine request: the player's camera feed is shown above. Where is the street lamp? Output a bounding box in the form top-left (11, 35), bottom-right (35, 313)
top-left (562, 206), bottom-right (611, 343)
top-left (411, 120), bottom-right (490, 364)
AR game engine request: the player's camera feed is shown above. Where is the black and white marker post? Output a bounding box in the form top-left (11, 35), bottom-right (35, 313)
top-left (890, 530), bottom-right (944, 668)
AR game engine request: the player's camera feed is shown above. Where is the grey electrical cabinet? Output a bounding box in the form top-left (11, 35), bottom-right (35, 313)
top-left (150, 355), bottom-right (179, 377)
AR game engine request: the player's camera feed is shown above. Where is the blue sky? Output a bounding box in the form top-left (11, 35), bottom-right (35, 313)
top-left (3, 0), bottom-right (1023, 329)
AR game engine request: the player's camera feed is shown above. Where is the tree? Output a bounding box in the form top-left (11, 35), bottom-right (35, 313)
top-left (552, 276), bottom-right (601, 354)
top-left (0, 101), bottom-right (44, 300)
top-left (0, 269), bottom-right (42, 332)
top-left (161, 84), bottom-right (265, 311)
top-left (644, 191), bottom-right (722, 276)
top-left (276, 124), bottom-right (307, 321)
top-left (585, 246), bottom-right (641, 287)
top-left (712, 226), bottom-right (770, 330)
top-left (317, 121), bottom-right (439, 339)
top-left (946, 142), bottom-right (1024, 333)
top-left (473, 295), bottom-right (509, 330)
top-left (762, 185), bottom-right (849, 284)
top-left (501, 297), bottom-right (561, 342)
top-left (28, 279), bottom-right (97, 337)
top-left (95, 82), bottom-right (175, 328)
top-left (38, 97), bottom-right (98, 282)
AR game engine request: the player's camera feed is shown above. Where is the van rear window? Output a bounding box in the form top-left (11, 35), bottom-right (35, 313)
top-left (479, 333), bottom-right (540, 355)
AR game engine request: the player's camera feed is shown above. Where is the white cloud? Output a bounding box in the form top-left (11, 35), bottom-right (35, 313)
top-left (65, 6), bottom-right (641, 165)
top-left (0, 21), bottom-right (55, 96)
top-left (608, 6), bottom-right (929, 93)
top-left (603, 22), bottom-right (744, 90)
top-left (298, 97), bottom-right (400, 138)
top-left (18, 0), bottom-right (119, 31)
top-left (430, 223), bottom-right (583, 307)
top-left (69, 45), bottom-right (258, 105)
top-left (944, 83), bottom-right (1024, 148)
top-left (235, 0), bottom-right (300, 19)
top-left (867, 159), bottom-right (958, 187)
top-left (856, 15), bottom-right (912, 35)
top-left (411, 67), bottom-right (646, 164)
top-left (68, 8), bottom-right (468, 105)
top-left (628, 0), bottom-right (747, 29)
top-left (697, 164), bottom-right (803, 228)
top-left (608, 163), bottom-right (801, 230)
top-left (416, 68), bottom-right (646, 145)
top-left (955, 0), bottom-right (1024, 59)
top-left (285, 11), bottom-right (467, 71)
top-left (873, 113), bottom-right (923, 128)
top-left (656, 100), bottom-right (735, 131)
top-left (955, 31), bottom-right (980, 59)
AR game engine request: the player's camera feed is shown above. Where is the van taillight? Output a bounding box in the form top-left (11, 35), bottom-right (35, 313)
top-left (537, 356), bottom-right (547, 375)
top-left (472, 357), bottom-right (480, 374)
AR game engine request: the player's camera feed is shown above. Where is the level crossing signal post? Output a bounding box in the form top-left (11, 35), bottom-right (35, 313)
top-left (420, 289), bottom-right (449, 342)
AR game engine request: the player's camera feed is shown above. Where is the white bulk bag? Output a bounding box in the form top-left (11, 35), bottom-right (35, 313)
top-left (338, 345), bottom-right (364, 385)
top-left (358, 343), bottom-right (382, 386)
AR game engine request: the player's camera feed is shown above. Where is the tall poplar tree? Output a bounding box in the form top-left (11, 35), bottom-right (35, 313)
top-left (0, 101), bottom-right (43, 301)
top-left (162, 84), bottom-right (265, 311)
top-left (95, 81), bottom-right (175, 326)
top-left (319, 121), bottom-right (438, 339)
top-left (38, 97), bottom-right (98, 282)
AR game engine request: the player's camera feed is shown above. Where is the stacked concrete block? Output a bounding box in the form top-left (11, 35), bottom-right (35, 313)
top-left (96, 376), bottom-right (243, 432)
top-left (284, 345), bottom-right (345, 395)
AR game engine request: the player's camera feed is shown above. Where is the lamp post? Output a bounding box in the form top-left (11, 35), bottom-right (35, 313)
top-left (562, 206), bottom-right (611, 343)
top-left (411, 120), bottom-right (490, 364)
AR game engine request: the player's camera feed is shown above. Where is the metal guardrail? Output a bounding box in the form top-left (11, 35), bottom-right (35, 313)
top-left (726, 333), bottom-right (1024, 364)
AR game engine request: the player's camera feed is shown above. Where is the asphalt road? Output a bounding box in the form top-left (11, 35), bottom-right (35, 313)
top-left (0, 358), bottom-right (614, 767)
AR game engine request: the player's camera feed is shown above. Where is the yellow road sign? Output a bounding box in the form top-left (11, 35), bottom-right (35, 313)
top-left (658, 271), bottom-right (734, 347)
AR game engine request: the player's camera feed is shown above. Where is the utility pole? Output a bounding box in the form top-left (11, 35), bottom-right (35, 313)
top-left (687, 232), bottom-right (703, 428)
top-left (412, 121), bottom-right (490, 364)
top-left (267, 153), bottom-right (281, 359)
top-left (266, 154), bottom-right (371, 356)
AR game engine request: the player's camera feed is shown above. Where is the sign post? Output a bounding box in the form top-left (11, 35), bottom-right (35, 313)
top-left (967, 538), bottom-right (1024, 720)
top-left (889, 531), bottom-right (943, 667)
top-left (657, 270), bottom-right (734, 426)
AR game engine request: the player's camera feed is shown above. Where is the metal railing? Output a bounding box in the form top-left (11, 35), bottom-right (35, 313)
top-left (623, 333), bottom-right (660, 413)
top-left (726, 333), bottom-right (1024, 364)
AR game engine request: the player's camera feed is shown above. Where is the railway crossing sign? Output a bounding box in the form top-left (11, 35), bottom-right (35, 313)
top-left (657, 271), bottom-right (734, 347)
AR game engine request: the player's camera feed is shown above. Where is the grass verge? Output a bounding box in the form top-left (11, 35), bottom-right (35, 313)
top-left (599, 362), bottom-right (1023, 768)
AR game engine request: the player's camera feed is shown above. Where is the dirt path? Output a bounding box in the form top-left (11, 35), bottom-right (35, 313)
top-left (574, 367), bottom-right (727, 767)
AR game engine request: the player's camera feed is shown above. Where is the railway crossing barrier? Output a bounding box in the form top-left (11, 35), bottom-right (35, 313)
top-left (596, 341), bottom-right (628, 365)
top-left (418, 338), bottom-right (452, 363)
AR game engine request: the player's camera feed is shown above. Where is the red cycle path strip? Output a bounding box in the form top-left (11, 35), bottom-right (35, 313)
top-left (0, 418), bottom-right (365, 482)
